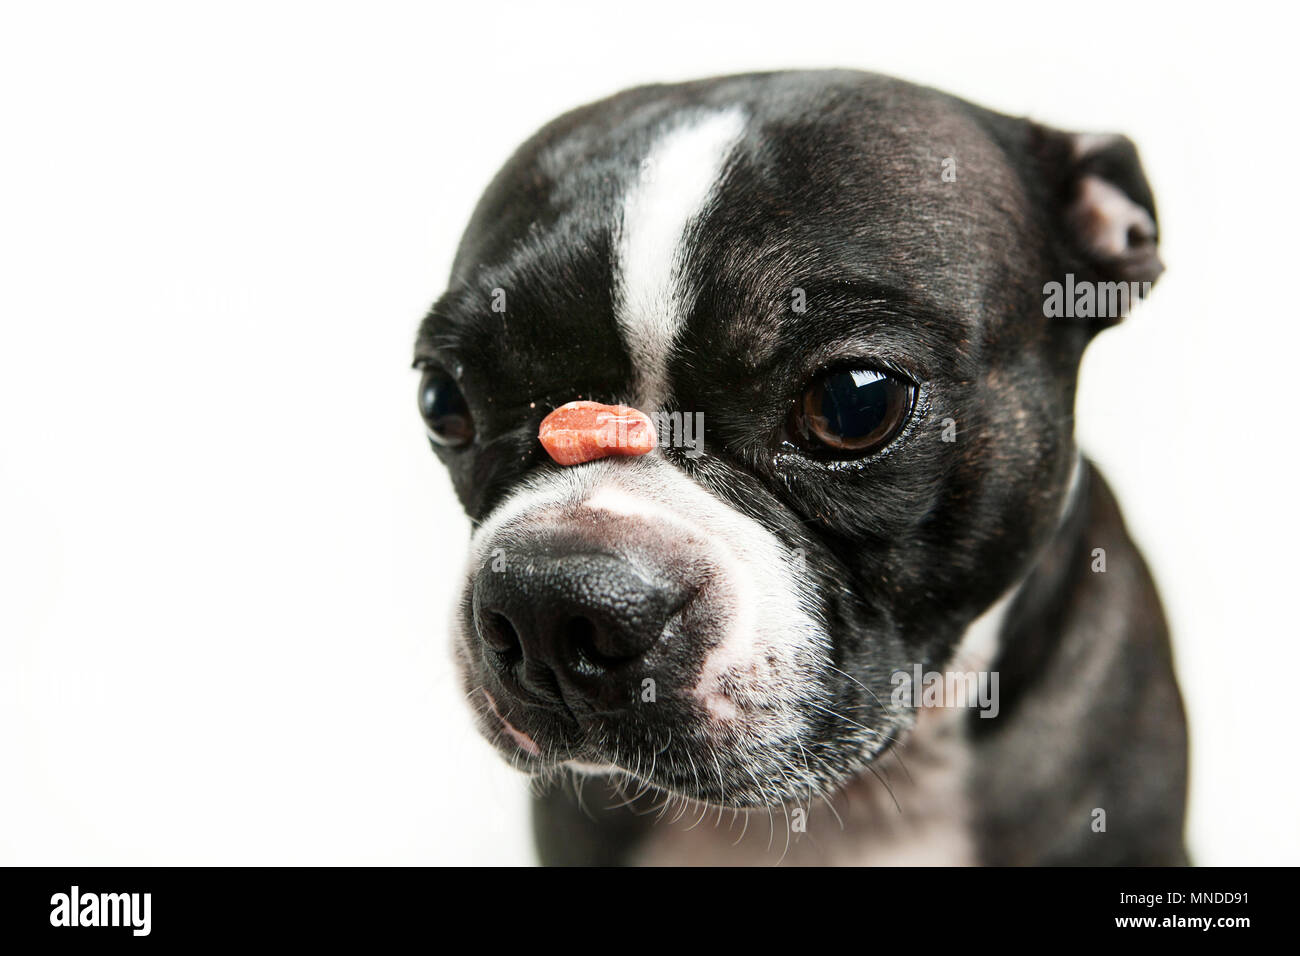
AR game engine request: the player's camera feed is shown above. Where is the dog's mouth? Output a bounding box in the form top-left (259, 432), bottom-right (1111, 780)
top-left (478, 689), bottom-right (543, 758)
top-left (464, 651), bottom-right (905, 809)
top-left (460, 606), bottom-right (836, 806)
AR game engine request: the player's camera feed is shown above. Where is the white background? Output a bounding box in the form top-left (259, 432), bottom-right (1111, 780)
top-left (2, 1), bottom-right (1296, 865)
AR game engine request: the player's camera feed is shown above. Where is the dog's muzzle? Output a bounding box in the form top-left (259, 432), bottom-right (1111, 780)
top-left (472, 543), bottom-right (692, 718)
top-left (455, 453), bottom-right (831, 803)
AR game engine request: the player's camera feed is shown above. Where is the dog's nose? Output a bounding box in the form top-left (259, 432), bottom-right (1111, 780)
top-left (472, 550), bottom-right (688, 710)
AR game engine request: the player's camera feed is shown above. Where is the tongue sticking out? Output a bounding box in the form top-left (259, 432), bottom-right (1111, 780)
top-left (538, 400), bottom-right (658, 466)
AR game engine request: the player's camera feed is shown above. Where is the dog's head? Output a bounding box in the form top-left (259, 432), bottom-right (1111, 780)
top-left (413, 71), bottom-right (1161, 806)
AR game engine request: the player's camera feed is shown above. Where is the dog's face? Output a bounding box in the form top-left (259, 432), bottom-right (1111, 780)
top-left (414, 72), bottom-right (1161, 806)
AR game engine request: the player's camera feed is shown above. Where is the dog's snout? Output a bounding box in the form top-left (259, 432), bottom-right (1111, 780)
top-left (473, 550), bottom-right (687, 710)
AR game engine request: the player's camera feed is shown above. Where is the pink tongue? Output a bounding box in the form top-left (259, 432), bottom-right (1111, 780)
top-left (538, 401), bottom-right (657, 466)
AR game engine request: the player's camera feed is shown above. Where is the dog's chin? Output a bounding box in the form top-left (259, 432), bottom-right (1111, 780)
top-left (466, 669), bottom-right (895, 809)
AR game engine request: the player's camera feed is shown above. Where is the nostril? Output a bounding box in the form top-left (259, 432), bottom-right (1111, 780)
top-left (565, 615), bottom-right (638, 668)
top-left (565, 615), bottom-right (602, 668)
top-left (479, 611), bottom-right (522, 657)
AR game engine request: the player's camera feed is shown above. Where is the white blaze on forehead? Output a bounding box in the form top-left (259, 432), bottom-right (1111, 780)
top-left (614, 108), bottom-right (746, 411)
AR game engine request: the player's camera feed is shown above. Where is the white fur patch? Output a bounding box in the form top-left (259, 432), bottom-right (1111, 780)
top-left (613, 109), bottom-right (746, 410)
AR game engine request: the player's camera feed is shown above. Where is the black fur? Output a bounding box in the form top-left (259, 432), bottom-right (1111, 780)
top-left (414, 71), bottom-right (1187, 864)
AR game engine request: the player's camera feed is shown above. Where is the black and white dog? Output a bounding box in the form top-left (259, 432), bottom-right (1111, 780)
top-left (413, 70), bottom-right (1187, 865)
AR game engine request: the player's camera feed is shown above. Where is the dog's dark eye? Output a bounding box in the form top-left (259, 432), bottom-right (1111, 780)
top-left (790, 368), bottom-right (915, 457)
top-left (418, 366), bottom-right (475, 448)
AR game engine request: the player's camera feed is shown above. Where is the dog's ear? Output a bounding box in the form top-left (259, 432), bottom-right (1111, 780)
top-left (1030, 126), bottom-right (1164, 323)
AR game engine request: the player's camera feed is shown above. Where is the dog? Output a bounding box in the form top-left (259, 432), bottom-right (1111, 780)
top-left (413, 70), bottom-right (1187, 865)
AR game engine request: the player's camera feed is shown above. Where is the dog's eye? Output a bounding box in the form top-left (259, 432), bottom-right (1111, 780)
top-left (418, 366), bottom-right (475, 448)
top-left (790, 368), bottom-right (915, 457)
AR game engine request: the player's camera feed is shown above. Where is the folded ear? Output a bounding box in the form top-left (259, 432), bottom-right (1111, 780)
top-left (1032, 127), bottom-right (1164, 323)
top-left (1067, 133), bottom-right (1163, 283)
